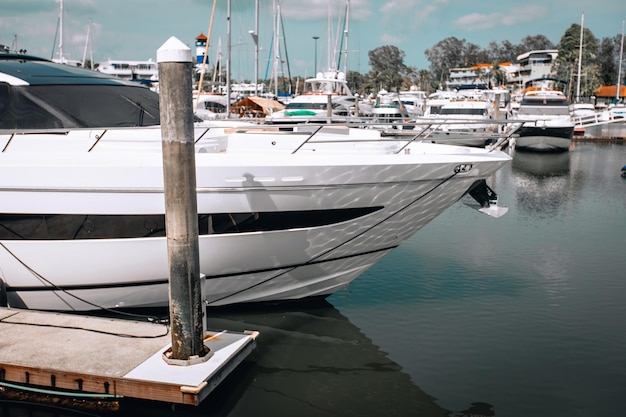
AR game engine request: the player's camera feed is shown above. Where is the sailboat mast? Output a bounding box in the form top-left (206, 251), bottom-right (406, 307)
top-left (226, 0), bottom-right (231, 118)
top-left (327, 0), bottom-right (332, 71)
top-left (273, 0), bottom-right (280, 97)
top-left (59, 0), bottom-right (64, 63)
top-left (576, 13), bottom-right (584, 103)
top-left (254, 0), bottom-right (259, 95)
top-left (617, 19), bottom-right (625, 103)
top-left (343, 0), bottom-right (350, 76)
top-left (81, 19), bottom-right (92, 69)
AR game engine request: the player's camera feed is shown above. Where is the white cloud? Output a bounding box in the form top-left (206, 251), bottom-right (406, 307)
top-left (454, 5), bottom-right (548, 31)
top-left (281, 0), bottom-right (373, 21)
top-left (379, 0), bottom-right (415, 14)
top-left (381, 33), bottom-right (402, 44)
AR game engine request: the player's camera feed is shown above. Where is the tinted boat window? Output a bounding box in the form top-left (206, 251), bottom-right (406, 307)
top-left (0, 207), bottom-right (383, 240)
top-left (0, 84), bottom-right (160, 129)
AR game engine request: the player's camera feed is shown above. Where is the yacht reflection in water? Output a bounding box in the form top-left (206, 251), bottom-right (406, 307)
top-left (199, 301), bottom-right (450, 417)
top-left (1, 301), bottom-right (499, 416)
top-left (511, 150), bottom-right (571, 215)
top-left (5, 302), bottom-right (449, 416)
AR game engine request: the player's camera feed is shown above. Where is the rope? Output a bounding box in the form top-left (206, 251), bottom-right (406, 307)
top-left (0, 242), bottom-right (170, 336)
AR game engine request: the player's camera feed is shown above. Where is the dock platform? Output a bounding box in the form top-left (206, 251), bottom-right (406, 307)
top-left (0, 308), bottom-right (257, 406)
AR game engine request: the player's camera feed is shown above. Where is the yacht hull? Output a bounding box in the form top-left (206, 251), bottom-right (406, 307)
top-left (515, 125), bottom-right (574, 152)
top-left (0, 145), bottom-right (509, 311)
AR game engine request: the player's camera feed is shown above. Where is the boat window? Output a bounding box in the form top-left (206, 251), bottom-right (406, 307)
top-left (0, 84), bottom-right (160, 130)
top-left (286, 102), bottom-right (327, 110)
top-left (518, 106), bottom-right (570, 116)
top-left (0, 207), bottom-right (383, 240)
top-left (440, 108), bottom-right (487, 116)
top-left (203, 101), bottom-right (227, 113)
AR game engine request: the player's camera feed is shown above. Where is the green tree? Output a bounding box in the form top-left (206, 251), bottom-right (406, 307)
top-left (553, 23), bottom-right (600, 99)
top-left (464, 42), bottom-right (490, 65)
top-left (424, 37), bottom-right (466, 84)
top-left (367, 45), bottom-right (409, 91)
top-left (417, 69), bottom-right (431, 92)
top-left (596, 34), bottom-right (626, 87)
top-left (402, 66), bottom-right (420, 90)
top-left (487, 40), bottom-right (519, 63)
top-left (519, 34), bottom-right (555, 52)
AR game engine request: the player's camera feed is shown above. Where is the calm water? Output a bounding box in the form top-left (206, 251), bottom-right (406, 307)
top-left (2, 142), bottom-right (625, 417)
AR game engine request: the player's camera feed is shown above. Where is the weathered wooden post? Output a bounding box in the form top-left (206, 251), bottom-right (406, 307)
top-left (494, 93), bottom-right (501, 120)
top-left (327, 93), bottom-right (332, 122)
top-left (494, 93), bottom-right (501, 133)
top-left (157, 37), bottom-right (210, 364)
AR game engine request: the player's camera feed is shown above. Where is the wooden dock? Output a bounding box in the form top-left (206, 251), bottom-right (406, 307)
top-left (0, 308), bottom-right (257, 407)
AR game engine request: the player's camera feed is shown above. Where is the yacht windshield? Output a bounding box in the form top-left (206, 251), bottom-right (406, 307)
top-left (0, 83), bottom-right (160, 130)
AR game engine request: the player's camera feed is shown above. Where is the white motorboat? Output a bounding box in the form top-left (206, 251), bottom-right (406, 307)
top-left (265, 71), bottom-right (362, 124)
top-left (367, 91), bottom-right (413, 130)
top-left (417, 98), bottom-right (501, 147)
top-left (514, 84), bottom-right (574, 152)
top-left (397, 86), bottom-right (427, 118)
top-left (0, 55), bottom-right (512, 311)
top-left (192, 92), bottom-right (230, 120)
top-left (96, 58), bottom-right (158, 86)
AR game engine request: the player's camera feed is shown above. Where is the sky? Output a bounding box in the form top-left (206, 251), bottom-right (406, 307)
top-left (1, 0), bottom-right (625, 81)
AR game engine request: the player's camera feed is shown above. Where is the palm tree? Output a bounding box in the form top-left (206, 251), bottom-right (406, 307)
top-left (491, 63), bottom-right (506, 88)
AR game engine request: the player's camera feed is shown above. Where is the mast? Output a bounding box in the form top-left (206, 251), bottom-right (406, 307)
top-left (617, 19), bottom-right (625, 103)
top-left (196, 0), bottom-right (217, 106)
top-left (59, 0), bottom-right (64, 63)
top-left (81, 19), bottom-right (93, 69)
top-left (576, 13), bottom-right (584, 103)
top-left (226, 0), bottom-right (231, 117)
top-left (327, 0), bottom-right (332, 71)
top-left (343, 0), bottom-right (350, 75)
top-left (212, 37), bottom-right (222, 87)
top-left (252, 0), bottom-right (259, 96)
top-left (273, 0), bottom-right (280, 97)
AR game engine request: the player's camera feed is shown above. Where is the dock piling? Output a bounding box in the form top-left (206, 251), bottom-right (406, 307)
top-left (157, 37), bottom-right (208, 363)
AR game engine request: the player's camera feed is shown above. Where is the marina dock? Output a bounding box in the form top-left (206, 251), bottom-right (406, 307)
top-left (0, 307), bottom-right (257, 406)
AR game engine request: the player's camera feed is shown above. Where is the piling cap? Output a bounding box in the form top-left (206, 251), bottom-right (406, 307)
top-left (157, 36), bottom-right (192, 63)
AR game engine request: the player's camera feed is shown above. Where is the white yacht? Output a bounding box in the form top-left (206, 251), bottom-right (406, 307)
top-left (368, 90), bottom-right (413, 130)
top-left (96, 58), bottom-right (159, 85)
top-left (0, 55), bottom-right (512, 311)
top-left (515, 87), bottom-right (574, 152)
top-left (265, 71), bottom-right (362, 124)
top-left (398, 86), bottom-right (427, 118)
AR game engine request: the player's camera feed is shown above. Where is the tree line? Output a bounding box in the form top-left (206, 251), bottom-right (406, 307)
top-left (345, 25), bottom-right (624, 98)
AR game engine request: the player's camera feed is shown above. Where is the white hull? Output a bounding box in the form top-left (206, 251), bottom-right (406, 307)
top-left (515, 89), bottom-right (574, 152)
top-left (513, 134), bottom-right (572, 151)
top-left (0, 126), bottom-right (510, 311)
top-left (515, 122), bottom-right (574, 152)
top-left (422, 129), bottom-right (500, 147)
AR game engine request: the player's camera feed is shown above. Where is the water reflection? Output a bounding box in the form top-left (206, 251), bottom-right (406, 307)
top-left (512, 150), bottom-right (570, 177)
top-left (1, 302), bottom-right (450, 417)
top-left (196, 301), bottom-right (450, 417)
top-left (511, 150), bottom-right (571, 215)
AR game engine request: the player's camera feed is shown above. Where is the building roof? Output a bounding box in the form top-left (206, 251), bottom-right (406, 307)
top-left (594, 85), bottom-right (626, 98)
top-left (516, 50), bottom-right (558, 62)
top-left (231, 96), bottom-right (285, 117)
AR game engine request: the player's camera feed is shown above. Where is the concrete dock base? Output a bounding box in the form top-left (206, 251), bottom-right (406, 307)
top-left (0, 308), bottom-right (257, 406)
